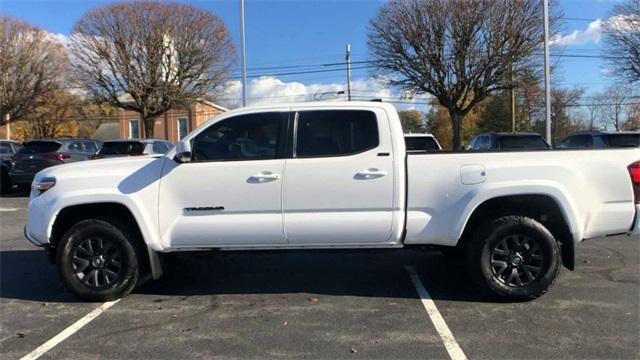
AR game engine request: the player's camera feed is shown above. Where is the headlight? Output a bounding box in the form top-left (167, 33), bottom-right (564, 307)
top-left (32, 176), bottom-right (56, 197)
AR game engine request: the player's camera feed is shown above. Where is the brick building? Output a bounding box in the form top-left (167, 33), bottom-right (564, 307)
top-left (117, 100), bottom-right (227, 143)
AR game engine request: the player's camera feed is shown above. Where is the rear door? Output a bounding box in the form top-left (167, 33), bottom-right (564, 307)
top-left (283, 108), bottom-right (395, 244)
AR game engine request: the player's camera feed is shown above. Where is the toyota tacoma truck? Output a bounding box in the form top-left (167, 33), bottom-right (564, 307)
top-left (24, 102), bottom-right (640, 302)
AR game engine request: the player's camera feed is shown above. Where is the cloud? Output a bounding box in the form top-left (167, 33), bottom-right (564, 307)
top-left (551, 19), bottom-right (604, 46)
top-left (218, 76), bottom-right (431, 111)
top-left (550, 14), bottom-right (639, 47)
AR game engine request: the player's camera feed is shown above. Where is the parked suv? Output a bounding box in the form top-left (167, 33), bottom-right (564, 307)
top-left (0, 140), bottom-right (21, 194)
top-left (91, 139), bottom-right (173, 159)
top-left (404, 133), bottom-right (442, 152)
top-left (467, 132), bottom-right (551, 150)
top-left (10, 139), bottom-right (102, 189)
top-left (558, 131), bottom-right (640, 149)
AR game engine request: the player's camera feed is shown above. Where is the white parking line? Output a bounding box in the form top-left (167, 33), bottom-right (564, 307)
top-left (405, 266), bottom-right (467, 360)
top-left (20, 299), bottom-right (120, 360)
top-left (0, 208), bottom-right (22, 212)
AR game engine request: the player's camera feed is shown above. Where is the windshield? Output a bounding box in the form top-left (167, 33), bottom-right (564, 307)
top-left (98, 141), bottom-right (145, 155)
top-left (17, 141), bottom-right (61, 154)
top-left (604, 134), bottom-right (640, 147)
top-left (498, 136), bottom-right (549, 149)
top-left (405, 137), bottom-right (440, 151)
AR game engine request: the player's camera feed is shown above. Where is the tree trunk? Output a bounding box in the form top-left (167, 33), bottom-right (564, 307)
top-left (142, 114), bottom-right (154, 138)
top-left (448, 108), bottom-right (463, 150)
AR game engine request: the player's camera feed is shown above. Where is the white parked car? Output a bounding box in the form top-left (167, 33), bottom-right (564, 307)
top-left (24, 102), bottom-right (640, 301)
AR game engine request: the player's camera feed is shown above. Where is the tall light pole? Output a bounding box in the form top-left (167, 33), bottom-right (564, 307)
top-left (240, 0), bottom-right (247, 107)
top-left (346, 44), bottom-right (352, 101)
top-left (4, 114), bottom-right (9, 140)
top-left (543, 0), bottom-right (552, 144)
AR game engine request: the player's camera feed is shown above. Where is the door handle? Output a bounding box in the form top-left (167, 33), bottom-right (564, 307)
top-left (249, 171), bottom-right (281, 182)
top-left (356, 168), bottom-right (387, 179)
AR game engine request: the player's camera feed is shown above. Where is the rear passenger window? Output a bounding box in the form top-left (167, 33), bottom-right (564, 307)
top-left (296, 110), bottom-right (379, 157)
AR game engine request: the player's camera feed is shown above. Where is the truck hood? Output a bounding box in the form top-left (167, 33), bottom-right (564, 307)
top-left (35, 156), bottom-right (168, 195)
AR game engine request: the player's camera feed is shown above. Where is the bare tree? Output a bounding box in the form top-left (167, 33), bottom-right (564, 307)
top-left (70, 1), bottom-right (235, 137)
top-left (368, 0), bottom-right (555, 149)
top-left (600, 85), bottom-right (635, 131)
top-left (0, 17), bottom-right (68, 125)
top-left (603, 0), bottom-right (640, 83)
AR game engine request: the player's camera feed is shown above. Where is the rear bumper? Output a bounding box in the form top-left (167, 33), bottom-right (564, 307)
top-left (630, 205), bottom-right (640, 236)
top-left (9, 171), bottom-right (36, 185)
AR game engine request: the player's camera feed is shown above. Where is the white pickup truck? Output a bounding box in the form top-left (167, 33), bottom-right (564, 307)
top-left (24, 102), bottom-right (640, 302)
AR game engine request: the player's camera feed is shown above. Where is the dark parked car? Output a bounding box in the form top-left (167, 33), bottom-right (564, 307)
top-left (467, 132), bottom-right (551, 150)
top-left (558, 131), bottom-right (640, 149)
top-left (9, 138), bottom-right (102, 189)
top-left (91, 139), bottom-right (173, 159)
top-left (404, 133), bottom-right (442, 152)
top-left (0, 140), bottom-right (21, 194)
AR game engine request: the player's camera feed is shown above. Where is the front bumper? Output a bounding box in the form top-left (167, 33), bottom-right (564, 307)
top-left (24, 225), bottom-right (44, 247)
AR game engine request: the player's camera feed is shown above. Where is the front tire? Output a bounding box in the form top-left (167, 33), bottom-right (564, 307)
top-left (57, 219), bottom-right (139, 301)
top-left (465, 216), bottom-right (561, 301)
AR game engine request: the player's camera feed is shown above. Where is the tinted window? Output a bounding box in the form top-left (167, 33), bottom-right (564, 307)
top-left (17, 141), bottom-right (61, 154)
top-left (83, 141), bottom-right (98, 153)
top-left (405, 137), bottom-right (440, 151)
top-left (99, 141), bottom-right (145, 155)
top-left (152, 141), bottom-right (170, 154)
top-left (192, 112), bottom-right (286, 161)
top-left (498, 135), bottom-right (549, 149)
top-left (561, 135), bottom-right (593, 148)
top-left (296, 110), bottom-right (379, 157)
top-left (0, 143), bottom-right (13, 154)
top-left (604, 134), bottom-right (640, 147)
top-left (475, 136), bottom-right (490, 150)
top-left (67, 141), bottom-right (87, 153)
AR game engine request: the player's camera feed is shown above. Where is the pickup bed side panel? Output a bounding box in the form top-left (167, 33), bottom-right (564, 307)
top-left (405, 149), bottom-right (639, 246)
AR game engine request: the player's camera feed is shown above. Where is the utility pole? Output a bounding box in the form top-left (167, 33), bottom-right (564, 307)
top-left (510, 61), bottom-right (516, 133)
top-left (4, 114), bottom-right (9, 140)
top-left (346, 44), bottom-right (352, 101)
top-left (240, 0), bottom-right (247, 107)
top-left (543, 0), bottom-right (552, 144)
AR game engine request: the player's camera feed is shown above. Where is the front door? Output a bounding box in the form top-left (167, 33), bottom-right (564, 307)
top-left (283, 108), bottom-right (395, 244)
top-left (158, 111), bottom-right (290, 247)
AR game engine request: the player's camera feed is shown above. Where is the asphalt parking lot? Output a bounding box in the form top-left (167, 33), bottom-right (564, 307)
top-left (1, 194), bottom-right (639, 359)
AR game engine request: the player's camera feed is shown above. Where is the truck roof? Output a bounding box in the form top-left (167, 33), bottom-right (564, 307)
top-left (222, 101), bottom-right (398, 114)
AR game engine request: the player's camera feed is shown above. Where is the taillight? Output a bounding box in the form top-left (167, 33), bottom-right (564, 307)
top-left (628, 161), bottom-right (640, 204)
top-left (44, 153), bottom-right (70, 161)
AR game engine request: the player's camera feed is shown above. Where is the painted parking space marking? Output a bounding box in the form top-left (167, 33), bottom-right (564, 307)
top-left (20, 299), bottom-right (120, 360)
top-left (0, 208), bottom-right (23, 212)
top-left (405, 266), bottom-right (467, 360)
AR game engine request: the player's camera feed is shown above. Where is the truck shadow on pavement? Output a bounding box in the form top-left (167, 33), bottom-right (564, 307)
top-left (0, 250), bottom-right (80, 303)
top-left (138, 250), bottom-right (498, 303)
top-left (0, 249), bottom-right (497, 303)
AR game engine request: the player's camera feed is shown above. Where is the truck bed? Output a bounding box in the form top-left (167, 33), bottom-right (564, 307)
top-left (405, 148), bottom-right (640, 246)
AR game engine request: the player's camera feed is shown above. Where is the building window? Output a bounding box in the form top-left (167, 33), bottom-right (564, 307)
top-left (177, 117), bottom-right (188, 140)
top-left (129, 119), bottom-right (140, 139)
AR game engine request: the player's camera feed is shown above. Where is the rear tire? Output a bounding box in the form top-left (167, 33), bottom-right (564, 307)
top-left (56, 219), bottom-right (139, 301)
top-left (465, 215), bottom-right (561, 301)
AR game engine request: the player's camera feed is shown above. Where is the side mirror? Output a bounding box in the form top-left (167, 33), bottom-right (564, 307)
top-left (174, 140), bottom-right (192, 163)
